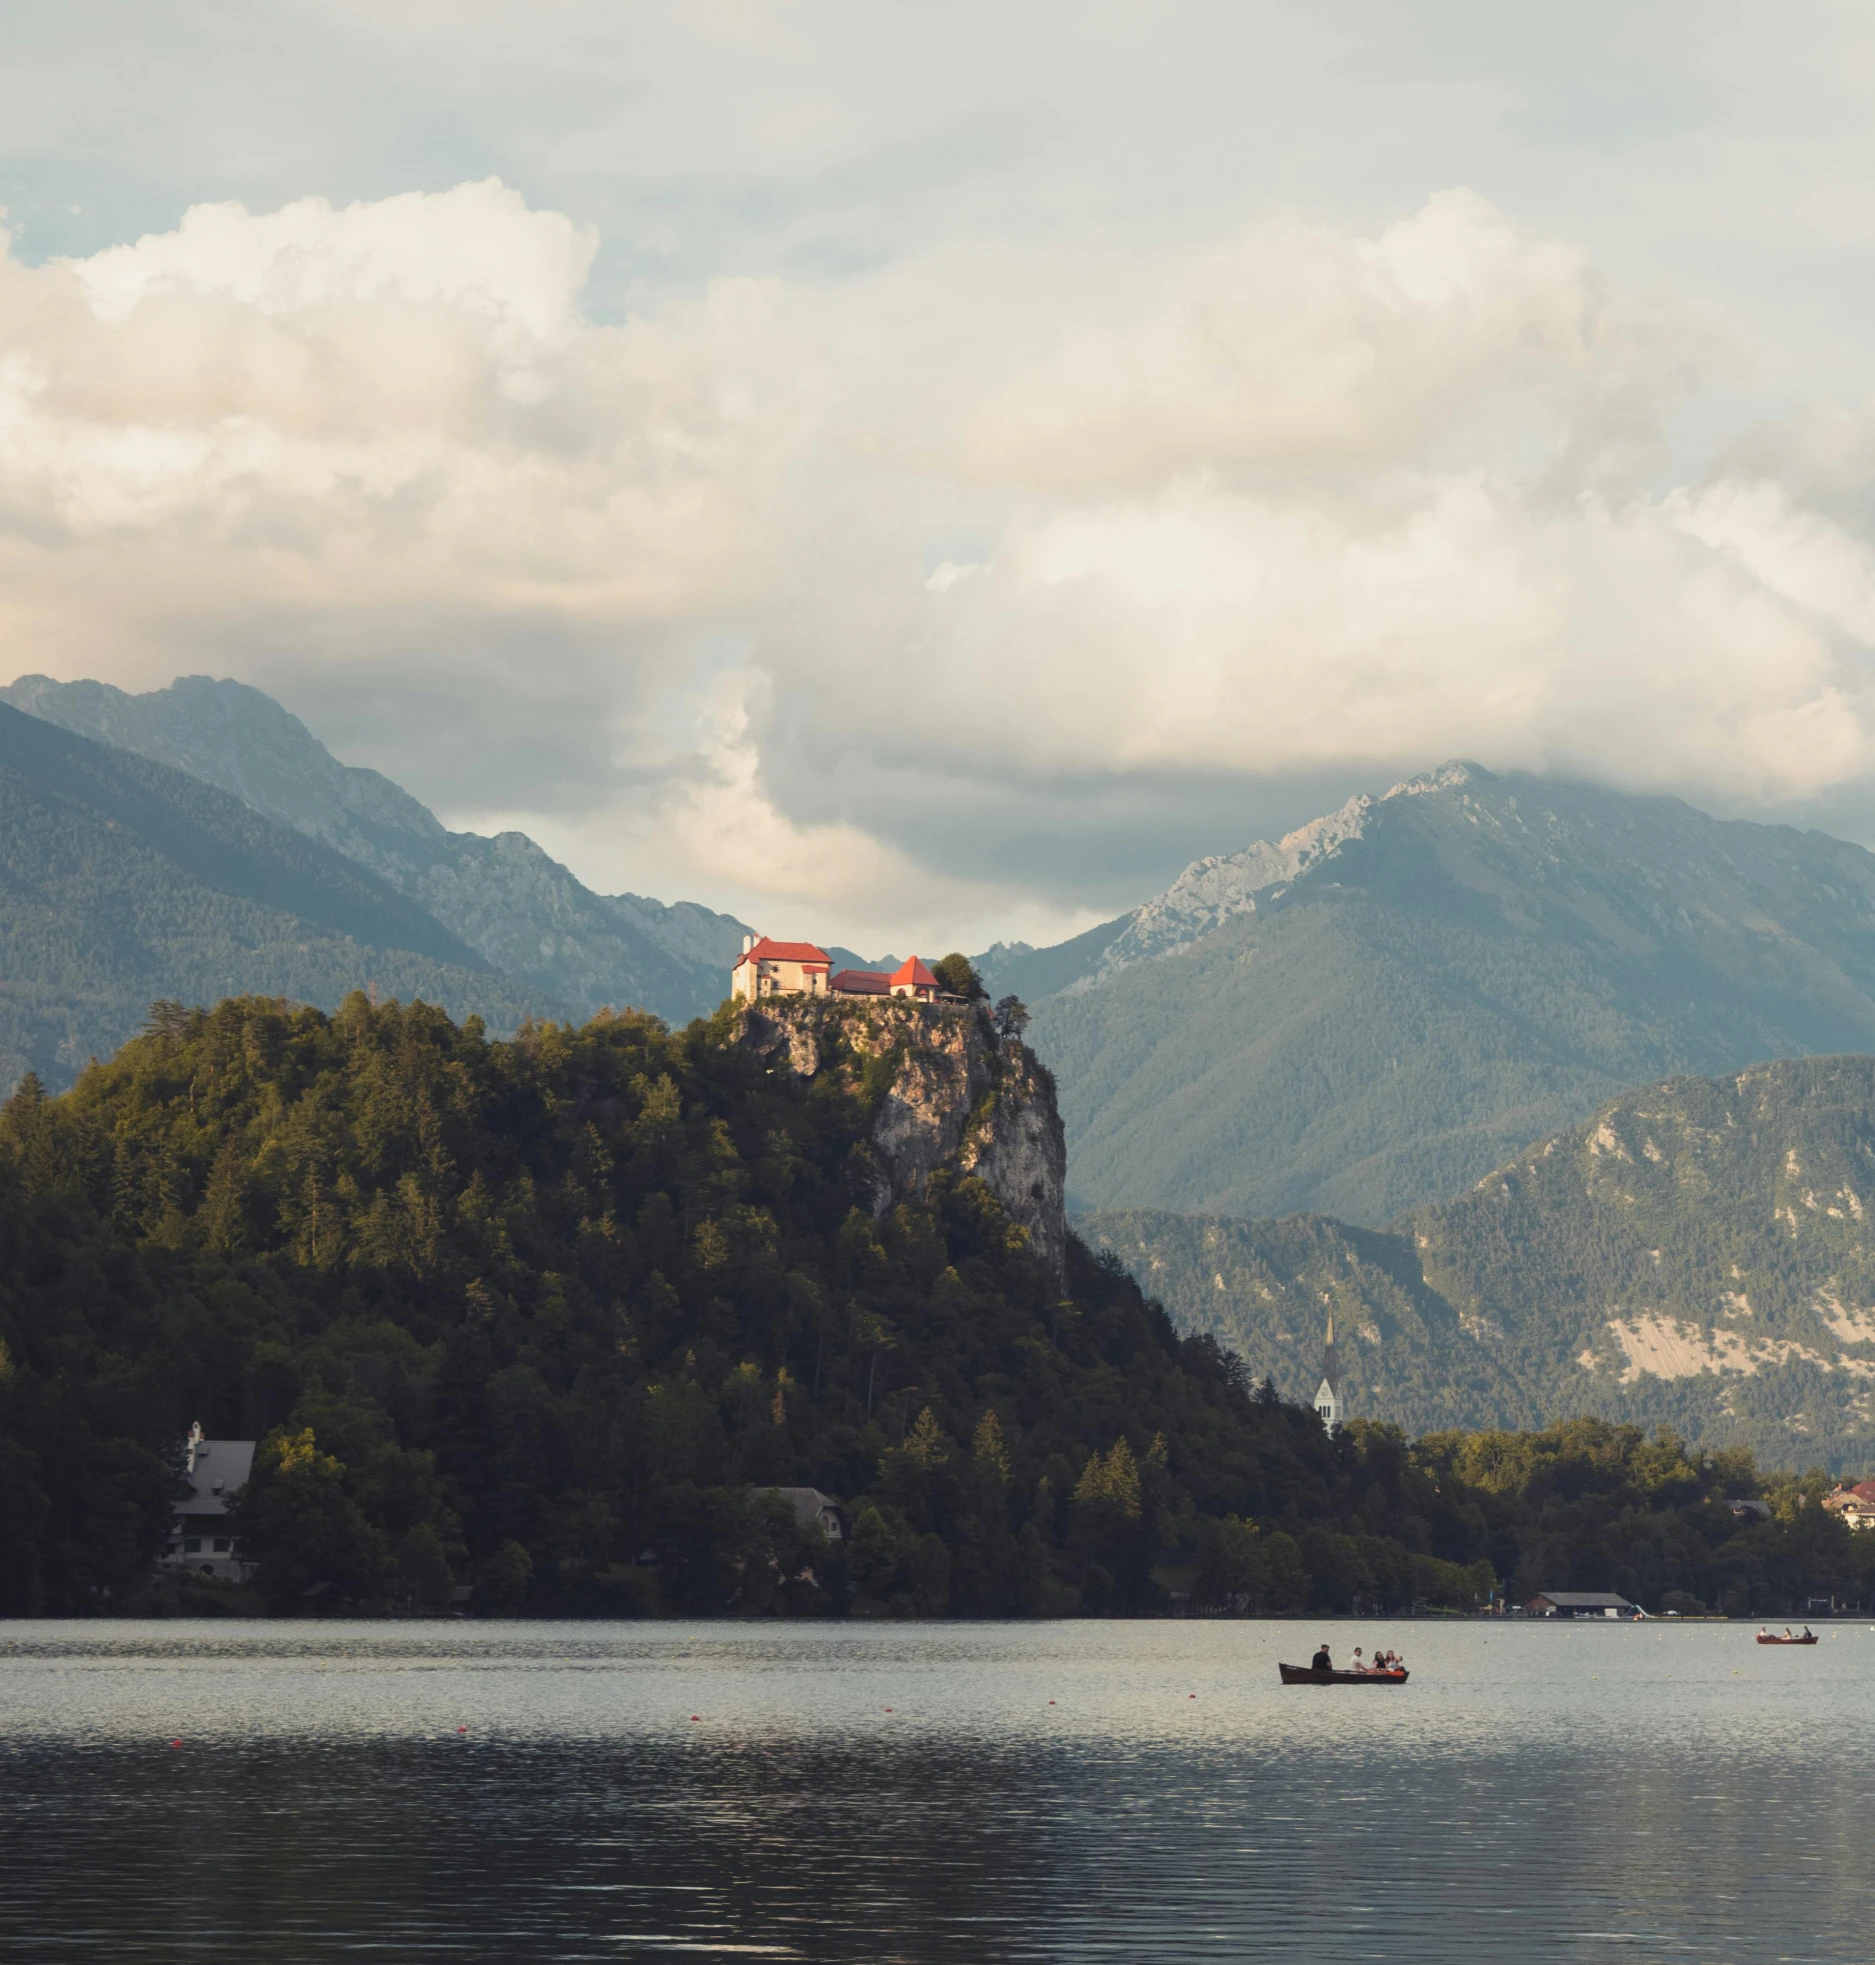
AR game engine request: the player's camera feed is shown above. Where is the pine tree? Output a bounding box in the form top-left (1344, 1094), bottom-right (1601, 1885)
top-left (903, 1406), bottom-right (950, 1468)
top-left (972, 1409), bottom-right (1011, 1482)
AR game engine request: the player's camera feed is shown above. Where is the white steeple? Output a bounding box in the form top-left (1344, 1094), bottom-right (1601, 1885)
top-left (1313, 1312), bottom-right (1343, 1434)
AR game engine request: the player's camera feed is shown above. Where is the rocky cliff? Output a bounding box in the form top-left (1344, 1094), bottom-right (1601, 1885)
top-left (736, 996), bottom-right (1068, 1279)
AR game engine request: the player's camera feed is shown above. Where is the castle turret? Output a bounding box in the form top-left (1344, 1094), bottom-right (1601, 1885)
top-left (1313, 1312), bottom-right (1343, 1435)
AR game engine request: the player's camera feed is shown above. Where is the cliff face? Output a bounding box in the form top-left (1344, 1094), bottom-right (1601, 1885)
top-left (736, 996), bottom-right (1068, 1280)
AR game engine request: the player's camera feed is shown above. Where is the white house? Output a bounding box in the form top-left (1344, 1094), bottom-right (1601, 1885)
top-left (161, 1423), bottom-right (256, 1581)
top-left (731, 936), bottom-right (832, 1002)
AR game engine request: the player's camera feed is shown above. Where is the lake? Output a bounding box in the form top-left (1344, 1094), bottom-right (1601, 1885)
top-left (1, 1618), bottom-right (1869, 1962)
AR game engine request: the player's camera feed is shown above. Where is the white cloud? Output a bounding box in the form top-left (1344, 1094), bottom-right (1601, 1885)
top-left (4, 176), bottom-right (1875, 945)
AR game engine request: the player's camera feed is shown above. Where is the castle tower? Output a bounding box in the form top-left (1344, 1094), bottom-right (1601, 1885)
top-left (1313, 1312), bottom-right (1343, 1435)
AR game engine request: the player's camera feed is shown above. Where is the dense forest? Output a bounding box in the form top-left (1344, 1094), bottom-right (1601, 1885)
top-left (2, 992), bottom-right (1872, 1620)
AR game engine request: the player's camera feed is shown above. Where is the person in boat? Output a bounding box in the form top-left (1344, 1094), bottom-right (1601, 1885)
top-left (1350, 1647), bottom-right (1365, 1673)
top-left (1803, 1626), bottom-right (1814, 1639)
top-left (1759, 1625), bottom-right (1770, 1639)
top-left (1784, 1627), bottom-right (1794, 1639)
top-left (1310, 1642), bottom-right (1333, 1673)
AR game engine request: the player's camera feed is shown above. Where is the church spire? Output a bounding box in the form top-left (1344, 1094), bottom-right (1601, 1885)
top-left (1314, 1308), bottom-right (1343, 1435)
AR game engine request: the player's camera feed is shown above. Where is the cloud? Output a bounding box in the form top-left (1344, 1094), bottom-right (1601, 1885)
top-left (3, 176), bottom-right (1875, 946)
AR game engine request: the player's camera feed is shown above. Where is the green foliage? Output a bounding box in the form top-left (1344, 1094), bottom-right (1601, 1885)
top-left (6, 992), bottom-right (1870, 1618)
top-left (1084, 1055), bottom-right (1875, 1471)
top-left (932, 954), bottom-right (986, 1001)
top-left (0, 991), bottom-right (1332, 1615)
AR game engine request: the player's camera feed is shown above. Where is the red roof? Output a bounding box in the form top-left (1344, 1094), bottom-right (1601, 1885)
top-left (1855, 1479), bottom-right (1875, 1505)
top-left (735, 937), bottom-right (830, 969)
top-left (830, 969), bottom-right (891, 994)
top-left (891, 956), bottom-right (939, 989)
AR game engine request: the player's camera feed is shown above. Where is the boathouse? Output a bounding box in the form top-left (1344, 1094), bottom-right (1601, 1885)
top-left (1524, 1591), bottom-right (1635, 1618)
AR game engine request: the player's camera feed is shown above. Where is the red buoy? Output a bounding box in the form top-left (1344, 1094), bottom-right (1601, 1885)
top-left (170, 1739), bottom-right (183, 1749)
top-left (690, 1715), bottom-right (700, 1722)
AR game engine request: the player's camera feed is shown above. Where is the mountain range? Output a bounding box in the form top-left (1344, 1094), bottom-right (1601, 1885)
top-left (0, 701), bottom-right (550, 1088)
top-left (982, 762), bottom-right (1875, 1225)
top-left (3, 674), bottom-right (759, 1035)
top-left (1081, 1053), bottom-right (1875, 1472)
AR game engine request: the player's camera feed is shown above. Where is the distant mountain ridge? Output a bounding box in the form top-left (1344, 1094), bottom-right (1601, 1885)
top-left (3, 674), bottom-right (753, 1027)
top-left (1083, 1053), bottom-right (1875, 1472)
top-left (0, 702), bottom-right (552, 1087)
top-left (984, 762), bottom-right (1875, 1224)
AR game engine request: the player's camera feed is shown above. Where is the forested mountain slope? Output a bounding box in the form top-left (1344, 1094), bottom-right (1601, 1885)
top-left (4, 674), bottom-right (752, 1025)
top-left (0, 705), bottom-right (550, 1088)
top-left (987, 764), bottom-right (1875, 1224)
top-left (0, 990), bottom-right (1354, 1616)
top-left (1084, 1054), bottom-right (1875, 1471)
top-left (7, 997), bottom-right (1871, 1622)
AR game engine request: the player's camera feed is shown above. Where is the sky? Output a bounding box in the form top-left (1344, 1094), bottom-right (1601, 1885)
top-left (7, 3), bottom-right (1875, 950)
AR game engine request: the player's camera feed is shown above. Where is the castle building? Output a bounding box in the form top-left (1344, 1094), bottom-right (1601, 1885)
top-left (830, 957), bottom-right (940, 999)
top-left (731, 936), bottom-right (831, 1002)
top-left (1313, 1312), bottom-right (1343, 1435)
top-left (735, 938), bottom-right (947, 1004)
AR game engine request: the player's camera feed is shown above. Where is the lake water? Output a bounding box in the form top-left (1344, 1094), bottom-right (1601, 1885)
top-left (1, 1619), bottom-right (1870, 1962)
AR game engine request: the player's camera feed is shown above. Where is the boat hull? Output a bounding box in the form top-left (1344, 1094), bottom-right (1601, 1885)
top-left (1756, 1635), bottom-right (1819, 1645)
top-left (1278, 1663), bottom-right (1409, 1685)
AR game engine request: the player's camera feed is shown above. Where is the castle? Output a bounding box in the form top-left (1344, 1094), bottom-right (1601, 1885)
top-left (731, 936), bottom-right (942, 1004)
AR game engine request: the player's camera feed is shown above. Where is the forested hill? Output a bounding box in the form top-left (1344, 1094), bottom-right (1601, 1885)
top-left (986, 763), bottom-right (1875, 1225)
top-left (0, 704), bottom-right (552, 1089)
top-left (1084, 1054), bottom-right (1875, 1472)
top-left (4, 995), bottom-right (1868, 1623)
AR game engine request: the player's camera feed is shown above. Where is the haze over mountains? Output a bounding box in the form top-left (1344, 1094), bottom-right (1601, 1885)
top-left (3, 675), bottom-right (755, 1037)
top-left (1082, 1055), bottom-right (1875, 1472)
top-left (0, 702), bottom-right (546, 1088)
top-left (985, 763), bottom-right (1875, 1225)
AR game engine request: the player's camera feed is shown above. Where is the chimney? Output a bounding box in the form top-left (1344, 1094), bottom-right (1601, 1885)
top-left (742, 933), bottom-right (754, 954)
top-left (186, 1420), bottom-right (203, 1475)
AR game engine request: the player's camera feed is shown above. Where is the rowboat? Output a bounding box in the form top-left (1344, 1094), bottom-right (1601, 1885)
top-left (1278, 1662), bottom-right (1409, 1685)
top-left (1756, 1633), bottom-right (1818, 1645)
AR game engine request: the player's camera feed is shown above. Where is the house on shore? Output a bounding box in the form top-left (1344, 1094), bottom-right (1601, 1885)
top-left (1823, 1479), bottom-right (1875, 1529)
top-left (162, 1423), bottom-right (255, 1581)
top-left (747, 1486), bottom-right (845, 1541)
top-left (1524, 1590), bottom-right (1635, 1618)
